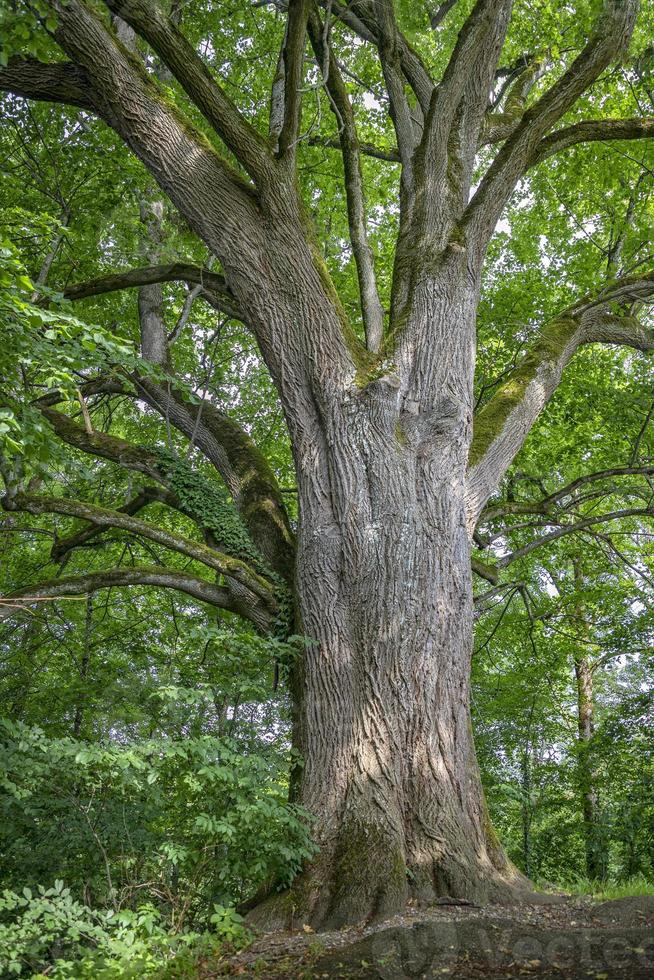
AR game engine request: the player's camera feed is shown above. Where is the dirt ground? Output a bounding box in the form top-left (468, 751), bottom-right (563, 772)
top-left (207, 895), bottom-right (654, 979)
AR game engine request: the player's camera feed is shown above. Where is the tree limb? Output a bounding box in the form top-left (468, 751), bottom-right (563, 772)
top-left (471, 556), bottom-right (499, 584)
top-left (0, 56), bottom-right (94, 110)
top-left (308, 135), bottom-right (401, 162)
top-left (62, 262), bottom-right (244, 322)
top-left (40, 390), bottom-right (295, 583)
top-left (102, 0), bottom-right (273, 184)
top-left (50, 486), bottom-right (181, 562)
top-left (131, 379), bottom-right (296, 580)
top-left (3, 492), bottom-right (277, 605)
top-left (429, 0), bottom-right (459, 30)
top-left (426, 0), bottom-right (513, 225)
top-left (531, 117), bottom-right (654, 167)
top-left (276, 0), bottom-right (310, 160)
top-left (307, 7), bottom-right (384, 351)
top-left (423, 0), bottom-right (512, 159)
top-left (497, 507), bottom-right (654, 567)
top-left (43, 0), bottom-right (262, 264)
top-left (320, 1), bottom-right (434, 112)
top-left (310, 113), bottom-right (654, 165)
top-left (466, 272), bottom-right (654, 527)
top-left (479, 464), bottom-right (654, 524)
top-left (480, 59), bottom-right (546, 145)
top-left (463, 0), bottom-right (639, 258)
top-left (0, 566), bottom-right (260, 624)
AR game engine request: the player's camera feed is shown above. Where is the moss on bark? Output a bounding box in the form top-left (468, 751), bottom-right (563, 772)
top-left (469, 316), bottom-right (578, 468)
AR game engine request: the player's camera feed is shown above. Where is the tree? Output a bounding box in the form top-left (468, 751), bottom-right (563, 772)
top-left (1, 0), bottom-right (654, 929)
top-left (571, 558), bottom-right (606, 881)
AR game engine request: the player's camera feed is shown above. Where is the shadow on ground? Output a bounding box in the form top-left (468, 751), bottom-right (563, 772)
top-left (222, 896), bottom-right (654, 979)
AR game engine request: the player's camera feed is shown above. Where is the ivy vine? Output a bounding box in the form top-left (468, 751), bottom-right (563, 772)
top-left (154, 449), bottom-right (293, 638)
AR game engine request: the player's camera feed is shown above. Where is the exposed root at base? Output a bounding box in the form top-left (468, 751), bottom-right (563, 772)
top-left (247, 855), bottom-right (532, 934)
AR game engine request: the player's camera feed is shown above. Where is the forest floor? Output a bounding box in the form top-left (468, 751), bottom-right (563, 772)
top-left (206, 894), bottom-right (654, 979)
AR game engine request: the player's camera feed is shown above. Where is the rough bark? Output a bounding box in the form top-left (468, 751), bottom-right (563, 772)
top-left (251, 298), bottom-right (527, 930)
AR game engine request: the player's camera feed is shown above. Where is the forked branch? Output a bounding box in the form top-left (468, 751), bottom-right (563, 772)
top-left (464, 0), bottom-right (639, 256)
top-left (103, 0), bottom-right (274, 183)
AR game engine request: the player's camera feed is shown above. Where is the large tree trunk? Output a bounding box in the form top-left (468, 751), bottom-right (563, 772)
top-left (253, 361), bottom-right (527, 930)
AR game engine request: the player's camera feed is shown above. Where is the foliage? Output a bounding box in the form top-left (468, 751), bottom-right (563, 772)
top-left (558, 875), bottom-right (654, 900)
top-left (0, 881), bottom-right (243, 978)
top-left (0, 620), bottom-right (314, 976)
top-left (0, 237), bottom-right (136, 465)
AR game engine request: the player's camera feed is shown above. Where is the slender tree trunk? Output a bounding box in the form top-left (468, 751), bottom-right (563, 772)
top-left (573, 652), bottom-right (604, 881)
top-left (73, 593), bottom-right (93, 738)
top-left (572, 561), bottom-right (605, 881)
top-left (520, 749), bottom-right (533, 880)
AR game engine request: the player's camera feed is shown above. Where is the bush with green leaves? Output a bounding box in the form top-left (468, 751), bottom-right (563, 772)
top-left (0, 717), bottom-right (315, 931)
top-left (0, 881), bottom-right (249, 978)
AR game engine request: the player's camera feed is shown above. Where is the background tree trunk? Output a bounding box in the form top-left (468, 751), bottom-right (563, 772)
top-left (521, 749), bottom-right (533, 880)
top-left (572, 560), bottom-right (606, 882)
top-left (573, 651), bottom-right (606, 881)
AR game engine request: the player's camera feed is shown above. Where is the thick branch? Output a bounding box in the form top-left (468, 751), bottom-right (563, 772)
top-left (5, 492), bottom-right (277, 605)
top-left (39, 388), bottom-right (294, 582)
top-left (471, 556), bottom-right (499, 584)
top-left (531, 117), bottom-right (654, 167)
top-left (62, 263), bottom-right (243, 321)
top-left (0, 56), bottom-right (93, 110)
top-left (466, 275), bottom-right (654, 526)
top-left (570, 271), bottom-right (654, 313)
top-left (308, 104), bottom-right (654, 167)
top-left (464, 0), bottom-right (639, 256)
top-left (430, 0), bottom-right (459, 30)
top-left (0, 566), bottom-right (257, 623)
top-left (44, 0), bottom-right (262, 267)
top-left (315, 1), bottom-right (433, 113)
top-left (308, 135), bottom-right (401, 162)
top-left (103, 0), bottom-right (273, 183)
top-left (361, 0), bottom-right (423, 235)
top-left (32, 403), bottom-right (289, 624)
top-left (434, 0), bottom-right (513, 219)
top-left (50, 486), bottom-right (180, 561)
top-left (424, 0), bottom-right (512, 156)
top-left (276, 0), bottom-right (309, 160)
top-left (480, 59), bottom-right (546, 146)
top-left (40, 406), bottom-right (172, 485)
